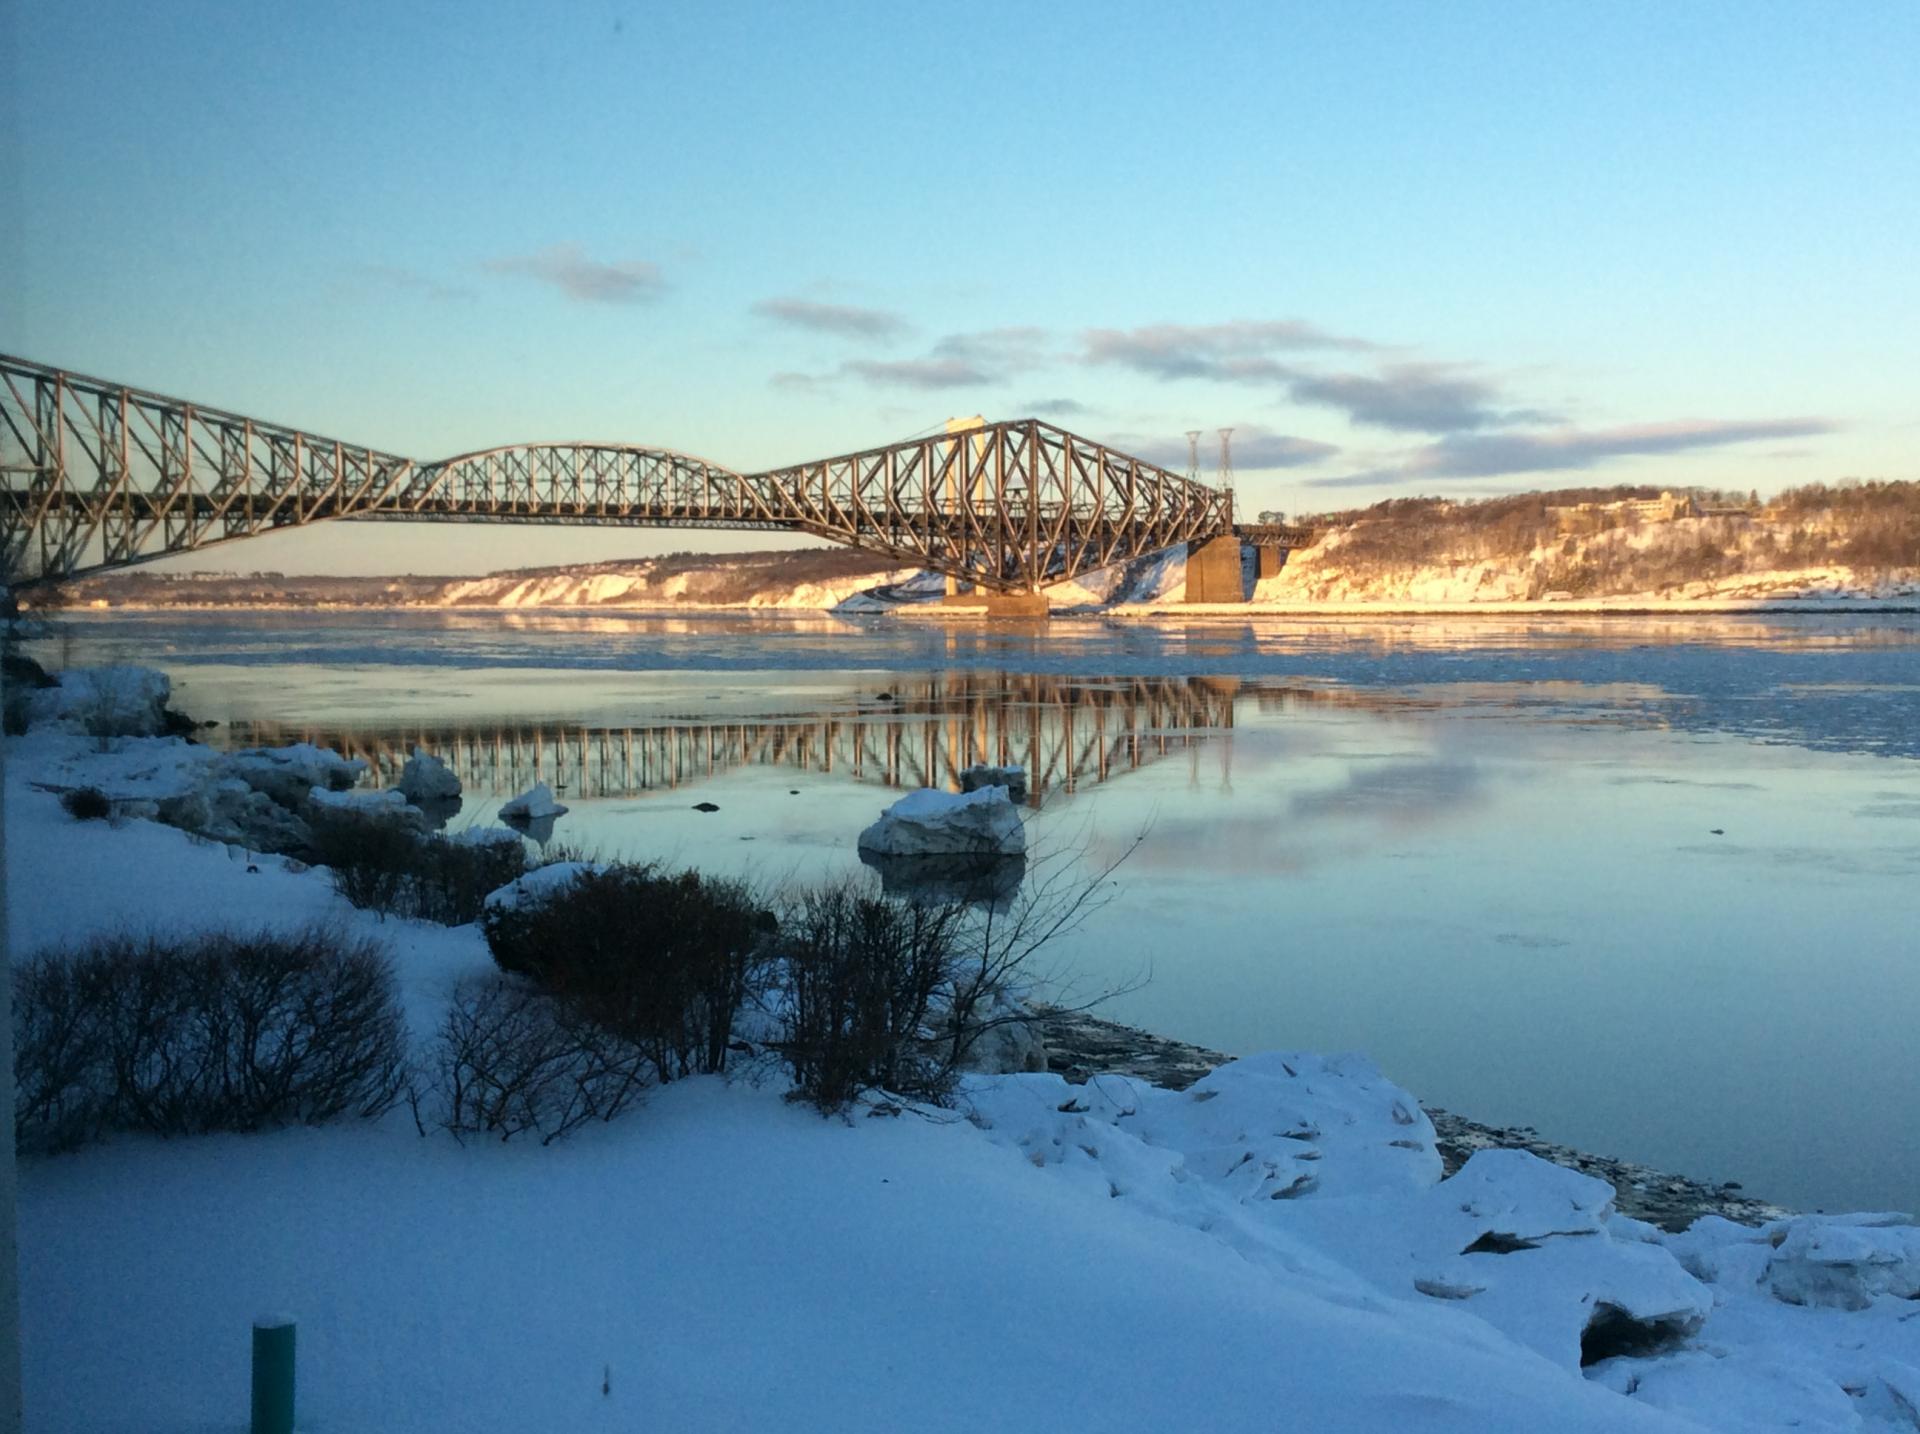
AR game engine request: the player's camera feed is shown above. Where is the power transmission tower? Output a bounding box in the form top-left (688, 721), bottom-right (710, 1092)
top-left (1184, 431), bottom-right (1202, 483)
top-left (1217, 428), bottom-right (1235, 521)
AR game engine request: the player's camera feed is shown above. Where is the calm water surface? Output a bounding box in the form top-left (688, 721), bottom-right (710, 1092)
top-left (34, 609), bottom-right (1920, 1214)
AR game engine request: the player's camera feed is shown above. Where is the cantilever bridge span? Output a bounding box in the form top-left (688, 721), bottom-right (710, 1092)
top-left (1, 354), bottom-right (1310, 591)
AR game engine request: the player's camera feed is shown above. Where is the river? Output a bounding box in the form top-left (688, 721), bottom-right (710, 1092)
top-left (29, 607), bottom-right (1920, 1215)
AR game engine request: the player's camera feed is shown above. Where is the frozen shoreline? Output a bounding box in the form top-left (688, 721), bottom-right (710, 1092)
top-left (1031, 1005), bottom-right (1794, 1231)
top-left (11, 674), bottom-right (1920, 1432)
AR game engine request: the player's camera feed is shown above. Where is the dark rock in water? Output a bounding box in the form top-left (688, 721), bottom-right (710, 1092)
top-left (859, 848), bottom-right (1025, 910)
top-left (876, 692), bottom-right (893, 702)
top-left (692, 801), bottom-right (720, 813)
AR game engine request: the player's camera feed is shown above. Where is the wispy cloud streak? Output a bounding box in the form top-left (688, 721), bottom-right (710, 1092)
top-left (484, 244), bottom-right (664, 303)
top-left (752, 297), bottom-right (908, 339)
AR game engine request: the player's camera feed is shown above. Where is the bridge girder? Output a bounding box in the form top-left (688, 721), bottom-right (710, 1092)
top-left (1, 353), bottom-right (1266, 591)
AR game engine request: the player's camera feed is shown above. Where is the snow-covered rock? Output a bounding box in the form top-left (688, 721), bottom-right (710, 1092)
top-left (482, 860), bottom-right (599, 912)
top-left (397, 747), bottom-right (462, 804)
top-left (29, 665), bottom-right (174, 737)
top-left (188, 781), bottom-right (311, 853)
top-left (856, 786), bottom-right (1024, 856)
top-left (225, 744), bottom-right (369, 809)
top-left (308, 785), bottom-right (428, 831)
top-left (499, 782), bottom-right (568, 822)
top-left (450, 825), bottom-right (525, 848)
top-left (1764, 1214), bottom-right (1920, 1310)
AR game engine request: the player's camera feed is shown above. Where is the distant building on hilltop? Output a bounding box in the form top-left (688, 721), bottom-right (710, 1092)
top-left (1549, 491), bottom-right (1701, 530)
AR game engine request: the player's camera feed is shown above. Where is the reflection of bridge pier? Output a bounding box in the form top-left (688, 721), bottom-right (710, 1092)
top-left (226, 674), bottom-right (1240, 808)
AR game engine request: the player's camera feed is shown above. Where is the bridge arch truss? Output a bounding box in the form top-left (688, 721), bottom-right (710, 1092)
top-left (2, 353), bottom-right (1252, 591)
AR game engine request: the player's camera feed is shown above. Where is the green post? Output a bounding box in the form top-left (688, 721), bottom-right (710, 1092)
top-left (251, 1315), bottom-right (295, 1434)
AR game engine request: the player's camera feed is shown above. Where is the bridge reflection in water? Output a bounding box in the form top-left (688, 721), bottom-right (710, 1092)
top-left (222, 675), bottom-right (1246, 808)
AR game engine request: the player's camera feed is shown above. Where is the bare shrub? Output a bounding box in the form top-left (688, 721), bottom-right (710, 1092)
top-left (12, 957), bottom-right (111, 1154)
top-left (775, 840), bottom-right (1138, 1113)
top-left (12, 926), bottom-right (407, 1153)
top-left (777, 885), bottom-right (967, 1111)
top-left (310, 810), bottom-right (527, 925)
top-left (59, 786), bottom-right (112, 821)
top-left (413, 977), bottom-right (648, 1145)
top-left (482, 864), bottom-right (773, 1081)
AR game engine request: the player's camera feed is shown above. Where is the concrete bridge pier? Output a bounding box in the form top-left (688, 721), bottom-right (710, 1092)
top-left (1256, 544), bottom-right (1286, 579)
top-left (1184, 535), bottom-right (1247, 602)
top-left (941, 589), bottom-right (1050, 618)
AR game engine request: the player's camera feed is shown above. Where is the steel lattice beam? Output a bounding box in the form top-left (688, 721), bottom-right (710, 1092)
top-left (0, 354), bottom-right (1296, 591)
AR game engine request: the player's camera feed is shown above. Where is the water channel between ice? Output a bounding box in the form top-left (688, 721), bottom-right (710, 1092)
top-left (32, 608), bottom-right (1920, 1215)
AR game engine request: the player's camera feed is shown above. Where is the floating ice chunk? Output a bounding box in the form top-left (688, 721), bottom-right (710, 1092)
top-left (856, 786), bottom-right (1024, 856)
top-left (499, 782), bottom-right (569, 822)
top-left (398, 747), bottom-right (462, 804)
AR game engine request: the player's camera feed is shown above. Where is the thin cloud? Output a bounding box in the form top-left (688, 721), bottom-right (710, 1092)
top-left (931, 327), bottom-right (1051, 370)
top-left (483, 244), bottom-right (664, 303)
top-left (1118, 425), bottom-right (1338, 472)
top-left (752, 297), bottom-right (908, 340)
top-left (1026, 398), bottom-right (1091, 418)
top-left (1308, 417), bottom-right (1840, 488)
top-left (1288, 363), bottom-right (1549, 434)
top-left (788, 328), bottom-right (1051, 391)
top-left (1080, 320), bottom-right (1374, 380)
top-left (841, 357), bottom-right (991, 390)
top-left (770, 370), bottom-right (828, 393)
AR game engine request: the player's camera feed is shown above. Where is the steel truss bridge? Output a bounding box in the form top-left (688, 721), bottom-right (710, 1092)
top-left (0, 354), bottom-right (1311, 592)
top-left (227, 674), bottom-right (1242, 808)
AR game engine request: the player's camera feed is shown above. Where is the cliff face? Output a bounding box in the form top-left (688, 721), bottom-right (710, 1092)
top-left (1257, 485), bottom-right (1920, 603)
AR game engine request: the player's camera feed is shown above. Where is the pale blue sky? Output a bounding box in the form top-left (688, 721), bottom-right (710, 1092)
top-left (5, 0), bottom-right (1915, 573)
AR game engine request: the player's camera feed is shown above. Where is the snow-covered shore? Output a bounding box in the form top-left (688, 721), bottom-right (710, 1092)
top-left (10, 713), bottom-right (1920, 1432)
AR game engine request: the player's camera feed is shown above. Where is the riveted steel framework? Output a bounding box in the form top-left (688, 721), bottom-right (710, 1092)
top-left (1, 354), bottom-right (1267, 591)
top-left (230, 673), bottom-right (1239, 808)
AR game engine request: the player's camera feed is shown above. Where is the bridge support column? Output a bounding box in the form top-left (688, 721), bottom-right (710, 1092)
top-left (1256, 544), bottom-right (1286, 579)
top-left (936, 589), bottom-right (1049, 618)
top-left (1185, 536), bottom-right (1248, 603)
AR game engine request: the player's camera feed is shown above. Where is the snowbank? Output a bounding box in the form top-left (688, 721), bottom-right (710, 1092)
top-left (482, 859), bottom-right (599, 911)
top-left (28, 663), bottom-right (175, 737)
top-left (856, 785), bottom-right (1025, 856)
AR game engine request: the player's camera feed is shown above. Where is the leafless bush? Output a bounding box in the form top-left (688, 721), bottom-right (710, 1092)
top-left (775, 837), bottom-right (1139, 1113)
top-left (12, 926), bottom-right (407, 1154)
top-left (777, 885), bottom-right (969, 1110)
top-left (412, 977), bottom-right (649, 1145)
top-left (482, 864), bottom-right (774, 1081)
top-left (12, 956), bottom-right (112, 1154)
top-left (59, 786), bottom-right (112, 821)
top-left (310, 811), bottom-right (527, 924)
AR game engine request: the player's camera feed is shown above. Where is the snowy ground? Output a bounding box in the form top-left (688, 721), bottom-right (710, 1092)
top-left (11, 720), bottom-right (1920, 1432)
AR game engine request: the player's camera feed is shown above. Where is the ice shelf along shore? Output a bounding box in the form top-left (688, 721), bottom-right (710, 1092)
top-left (7, 671), bottom-right (1920, 1434)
